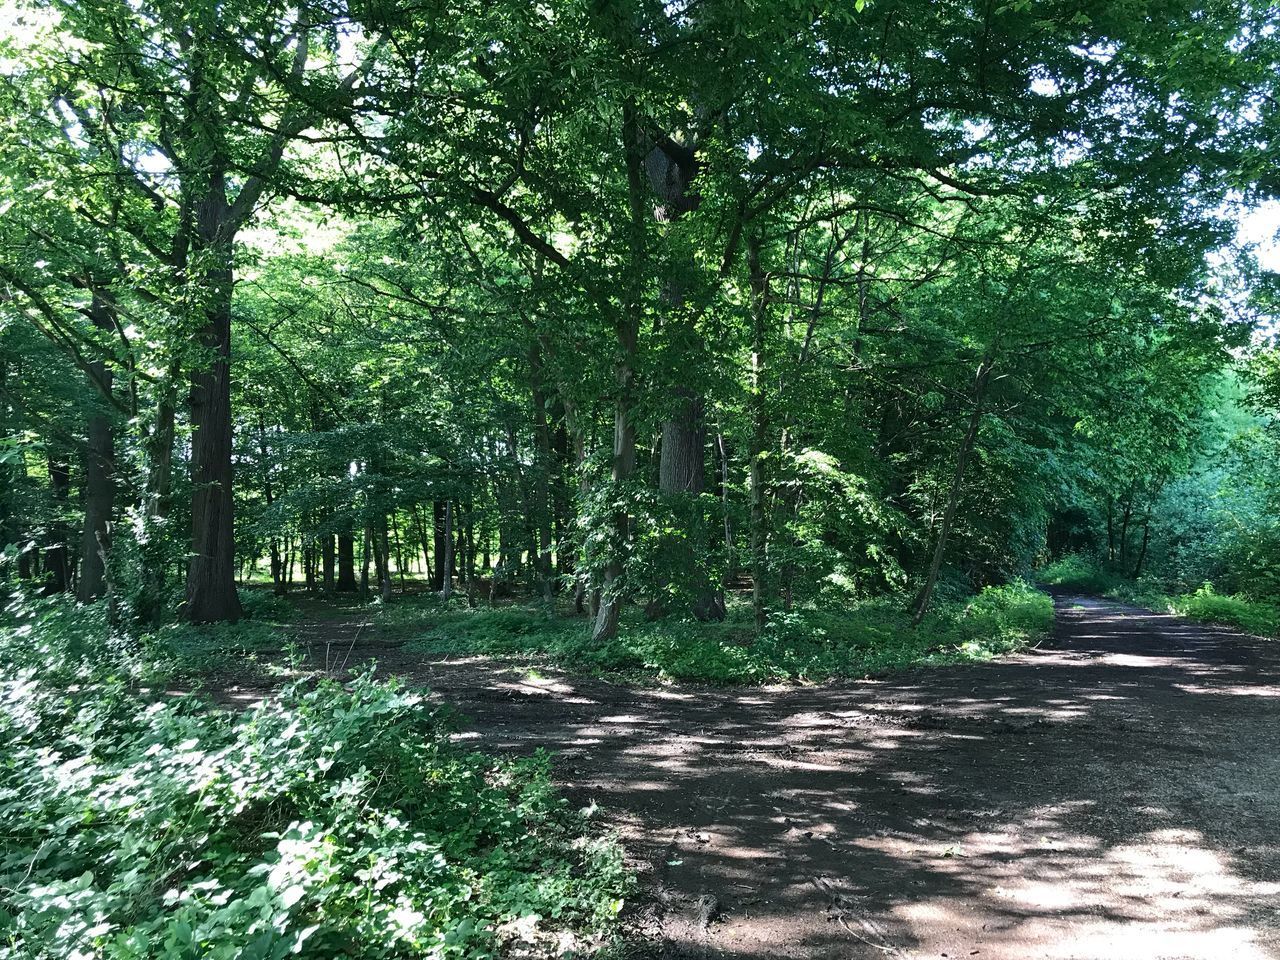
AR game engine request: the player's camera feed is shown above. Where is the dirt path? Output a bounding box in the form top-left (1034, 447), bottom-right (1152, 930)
top-left (273, 595), bottom-right (1280, 958)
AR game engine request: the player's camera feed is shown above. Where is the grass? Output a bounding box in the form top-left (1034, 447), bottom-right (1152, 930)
top-left (380, 581), bottom-right (1054, 685)
top-left (1039, 554), bottom-right (1280, 638)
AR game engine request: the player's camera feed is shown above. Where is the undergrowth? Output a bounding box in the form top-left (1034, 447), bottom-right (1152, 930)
top-left (0, 590), bottom-right (628, 959)
top-left (391, 581), bottom-right (1054, 685)
top-left (1039, 554), bottom-right (1280, 637)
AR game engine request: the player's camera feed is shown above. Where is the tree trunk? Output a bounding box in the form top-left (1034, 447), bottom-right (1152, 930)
top-left (647, 121), bottom-right (722, 623)
top-left (747, 234), bottom-right (769, 630)
top-left (440, 501), bottom-right (454, 600)
top-left (184, 169), bottom-right (242, 622)
top-left (321, 533), bottom-right (336, 592)
top-left (336, 530), bottom-right (357, 591)
top-left (911, 352), bottom-right (995, 625)
top-left (432, 500), bottom-right (447, 591)
top-left (391, 511), bottom-right (407, 592)
top-left (591, 103), bottom-right (646, 643)
top-left (359, 523), bottom-right (372, 599)
top-left (374, 517), bottom-right (392, 601)
top-left (530, 341), bottom-right (555, 607)
top-left (78, 291), bottom-right (115, 603)
top-left (1118, 495), bottom-right (1133, 570)
top-left (1132, 517), bottom-right (1151, 580)
top-left (413, 505), bottom-right (433, 582)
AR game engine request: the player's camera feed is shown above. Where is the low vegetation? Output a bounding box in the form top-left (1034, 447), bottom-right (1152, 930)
top-left (384, 582), bottom-right (1054, 685)
top-left (0, 592), bottom-right (628, 960)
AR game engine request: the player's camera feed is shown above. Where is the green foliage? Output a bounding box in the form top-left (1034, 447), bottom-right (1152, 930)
top-left (1170, 584), bottom-right (1280, 638)
top-left (1037, 554), bottom-right (1129, 596)
top-left (399, 584), bottom-right (1053, 685)
top-left (237, 589), bottom-right (296, 624)
top-left (0, 592), bottom-right (628, 959)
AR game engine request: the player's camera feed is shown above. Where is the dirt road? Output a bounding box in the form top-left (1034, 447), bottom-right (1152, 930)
top-left (288, 595), bottom-right (1280, 958)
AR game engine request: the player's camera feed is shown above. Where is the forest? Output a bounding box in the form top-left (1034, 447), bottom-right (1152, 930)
top-left (2, 0), bottom-right (1279, 957)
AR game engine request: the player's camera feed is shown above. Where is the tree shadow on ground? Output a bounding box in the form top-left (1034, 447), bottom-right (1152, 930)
top-left (229, 596), bottom-right (1280, 959)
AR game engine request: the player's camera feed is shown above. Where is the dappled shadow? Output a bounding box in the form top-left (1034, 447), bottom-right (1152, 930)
top-left (182, 595), bottom-right (1280, 955)
top-left (328, 594), bottom-right (1280, 958)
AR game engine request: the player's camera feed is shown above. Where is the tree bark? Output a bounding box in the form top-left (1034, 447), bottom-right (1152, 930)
top-left (359, 523), bottom-right (372, 599)
top-left (78, 291), bottom-right (115, 603)
top-left (321, 533), bottom-right (336, 592)
top-left (337, 530), bottom-right (357, 591)
top-left (647, 119), bottom-right (723, 623)
top-left (439, 501), bottom-right (454, 600)
top-left (184, 168), bottom-right (242, 622)
top-left (590, 104), bottom-right (647, 643)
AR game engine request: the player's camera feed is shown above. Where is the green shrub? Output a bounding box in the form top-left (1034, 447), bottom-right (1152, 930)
top-left (1037, 554), bottom-right (1126, 594)
top-left (0, 592), bottom-right (628, 959)
top-left (237, 588), bottom-right (296, 623)
top-left (404, 582), bottom-right (1055, 685)
top-left (1170, 583), bottom-right (1280, 637)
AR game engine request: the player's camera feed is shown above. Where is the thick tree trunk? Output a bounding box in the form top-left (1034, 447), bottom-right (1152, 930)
top-left (591, 104), bottom-right (646, 643)
top-left (911, 353), bottom-right (995, 625)
top-left (336, 531), bottom-right (357, 591)
top-left (658, 393), bottom-right (724, 620)
top-left (184, 170), bottom-right (242, 622)
top-left (321, 533), bottom-right (336, 592)
top-left (78, 291), bottom-right (115, 603)
top-left (646, 123), bottom-right (723, 622)
top-left (552, 417), bottom-right (572, 580)
top-left (373, 517), bottom-right (392, 601)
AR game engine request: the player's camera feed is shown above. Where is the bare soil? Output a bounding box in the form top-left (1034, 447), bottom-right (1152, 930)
top-left (220, 594), bottom-right (1280, 959)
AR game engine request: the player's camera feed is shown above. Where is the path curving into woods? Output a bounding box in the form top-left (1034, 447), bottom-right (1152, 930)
top-left (251, 596), bottom-right (1280, 959)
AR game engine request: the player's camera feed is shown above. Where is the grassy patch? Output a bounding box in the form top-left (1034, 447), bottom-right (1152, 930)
top-left (394, 581), bottom-right (1054, 685)
top-left (0, 591), bottom-right (628, 959)
top-left (1169, 584), bottom-right (1280, 636)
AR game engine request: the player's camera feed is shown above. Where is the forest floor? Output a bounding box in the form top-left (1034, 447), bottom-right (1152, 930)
top-left (216, 594), bottom-right (1280, 959)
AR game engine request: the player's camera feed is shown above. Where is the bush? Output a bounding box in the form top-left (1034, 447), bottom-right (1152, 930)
top-left (0, 592), bottom-right (628, 959)
top-left (402, 582), bottom-right (1055, 685)
top-left (1037, 554), bottom-right (1126, 594)
top-left (237, 588), bottom-right (296, 623)
top-left (1170, 583), bottom-right (1280, 637)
